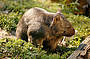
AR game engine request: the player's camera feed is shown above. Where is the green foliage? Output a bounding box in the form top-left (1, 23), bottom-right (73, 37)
top-left (58, 46), bottom-right (76, 59)
top-left (66, 13), bottom-right (90, 37)
top-left (0, 0), bottom-right (40, 12)
top-left (0, 0), bottom-right (43, 32)
top-left (0, 38), bottom-right (60, 59)
top-left (61, 0), bottom-right (79, 13)
top-left (0, 0), bottom-right (90, 59)
top-left (63, 13), bottom-right (90, 47)
top-left (0, 12), bottom-right (21, 31)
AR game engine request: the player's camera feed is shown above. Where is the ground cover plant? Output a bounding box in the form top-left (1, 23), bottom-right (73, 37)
top-left (0, 0), bottom-right (90, 59)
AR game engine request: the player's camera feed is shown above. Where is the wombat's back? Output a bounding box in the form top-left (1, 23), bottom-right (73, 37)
top-left (23, 7), bottom-right (55, 17)
top-left (20, 7), bottom-right (55, 28)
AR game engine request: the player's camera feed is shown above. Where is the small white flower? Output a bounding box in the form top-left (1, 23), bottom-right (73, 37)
top-left (30, 47), bottom-right (32, 50)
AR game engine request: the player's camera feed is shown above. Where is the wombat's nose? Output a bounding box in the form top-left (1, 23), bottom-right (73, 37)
top-left (71, 28), bottom-right (75, 35)
top-left (63, 31), bottom-right (66, 33)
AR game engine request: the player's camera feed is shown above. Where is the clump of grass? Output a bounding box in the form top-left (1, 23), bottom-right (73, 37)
top-left (0, 0), bottom-right (90, 58)
top-left (0, 38), bottom-right (60, 59)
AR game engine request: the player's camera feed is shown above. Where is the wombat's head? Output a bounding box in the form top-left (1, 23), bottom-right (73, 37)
top-left (50, 10), bottom-right (75, 37)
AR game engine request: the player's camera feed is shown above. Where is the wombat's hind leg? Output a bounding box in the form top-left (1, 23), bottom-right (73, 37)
top-left (16, 28), bottom-right (22, 40)
top-left (16, 32), bottom-right (21, 40)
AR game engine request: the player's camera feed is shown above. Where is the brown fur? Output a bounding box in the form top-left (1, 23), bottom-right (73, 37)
top-left (16, 7), bottom-right (75, 50)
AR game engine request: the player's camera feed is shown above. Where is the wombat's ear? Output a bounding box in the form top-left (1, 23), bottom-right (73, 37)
top-left (50, 9), bottom-right (62, 28)
top-left (50, 16), bottom-right (58, 27)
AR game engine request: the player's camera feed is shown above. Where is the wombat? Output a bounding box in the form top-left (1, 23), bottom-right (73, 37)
top-left (16, 7), bottom-right (75, 50)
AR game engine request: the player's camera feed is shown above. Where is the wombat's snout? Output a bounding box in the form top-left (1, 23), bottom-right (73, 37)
top-left (70, 28), bottom-right (75, 35)
top-left (63, 28), bottom-right (75, 37)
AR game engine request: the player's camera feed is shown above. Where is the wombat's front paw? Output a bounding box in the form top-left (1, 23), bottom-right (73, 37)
top-left (28, 36), bottom-right (32, 43)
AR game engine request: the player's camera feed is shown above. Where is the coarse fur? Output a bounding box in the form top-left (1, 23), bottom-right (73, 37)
top-left (16, 7), bottom-right (75, 50)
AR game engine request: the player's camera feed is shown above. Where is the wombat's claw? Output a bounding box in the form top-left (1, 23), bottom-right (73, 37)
top-left (28, 36), bottom-right (33, 43)
top-left (28, 38), bottom-right (32, 43)
top-left (38, 44), bottom-right (43, 52)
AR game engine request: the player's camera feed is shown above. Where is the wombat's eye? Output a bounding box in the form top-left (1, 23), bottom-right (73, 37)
top-left (55, 18), bottom-right (59, 22)
top-left (63, 31), bottom-right (66, 33)
top-left (56, 18), bottom-right (58, 21)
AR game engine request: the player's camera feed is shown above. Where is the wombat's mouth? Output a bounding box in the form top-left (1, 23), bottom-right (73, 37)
top-left (62, 32), bottom-right (75, 37)
top-left (55, 31), bottom-right (75, 37)
top-left (65, 34), bottom-right (74, 37)
top-left (62, 33), bottom-right (75, 37)
top-left (55, 32), bottom-right (74, 37)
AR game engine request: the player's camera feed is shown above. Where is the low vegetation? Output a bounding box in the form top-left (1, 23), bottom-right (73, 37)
top-left (0, 0), bottom-right (90, 59)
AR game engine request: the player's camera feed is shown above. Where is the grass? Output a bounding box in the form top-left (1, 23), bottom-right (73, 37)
top-left (0, 0), bottom-right (90, 59)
